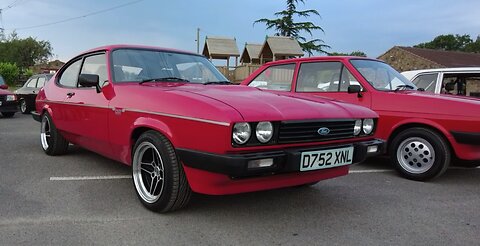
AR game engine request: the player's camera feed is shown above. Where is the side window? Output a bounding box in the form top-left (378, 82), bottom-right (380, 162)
top-left (248, 64), bottom-right (295, 91)
top-left (59, 59), bottom-right (82, 87)
top-left (26, 78), bottom-right (37, 88)
top-left (296, 62), bottom-right (360, 92)
top-left (37, 77), bottom-right (46, 88)
top-left (80, 54), bottom-right (107, 87)
top-left (412, 73), bottom-right (438, 92)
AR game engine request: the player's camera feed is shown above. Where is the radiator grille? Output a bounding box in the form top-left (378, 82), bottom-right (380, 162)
top-left (278, 120), bottom-right (355, 144)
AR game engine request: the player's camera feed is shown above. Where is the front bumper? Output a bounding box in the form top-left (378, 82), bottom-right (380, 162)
top-left (0, 101), bottom-right (18, 113)
top-left (177, 139), bottom-right (385, 178)
top-left (451, 131), bottom-right (480, 145)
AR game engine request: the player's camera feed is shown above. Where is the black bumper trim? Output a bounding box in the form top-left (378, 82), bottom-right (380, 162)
top-left (451, 131), bottom-right (480, 145)
top-left (31, 111), bottom-right (41, 122)
top-left (177, 139), bottom-right (385, 177)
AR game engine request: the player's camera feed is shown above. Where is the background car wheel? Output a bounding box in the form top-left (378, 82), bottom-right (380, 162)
top-left (132, 131), bottom-right (191, 212)
top-left (390, 127), bottom-right (450, 181)
top-left (1, 112), bottom-right (15, 118)
top-left (20, 99), bottom-right (29, 114)
top-left (41, 112), bottom-right (69, 155)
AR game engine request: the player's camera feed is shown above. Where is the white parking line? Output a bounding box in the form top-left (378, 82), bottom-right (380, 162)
top-left (50, 175), bottom-right (131, 181)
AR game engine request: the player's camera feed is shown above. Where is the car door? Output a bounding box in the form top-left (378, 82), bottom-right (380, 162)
top-left (293, 61), bottom-right (372, 108)
top-left (58, 53), bottom-right (111, 156)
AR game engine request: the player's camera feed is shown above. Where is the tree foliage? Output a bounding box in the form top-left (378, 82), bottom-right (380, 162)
top-left (414, 34), bottom-right (480, 53)
top-left (328, 51), bottom-right (367, 57)
top-left (0, 31), bottom-right (53, 69)
top-left (254, 0), bottom-right (330, 56)
top-left (0, 63), bottom-right (20, 86)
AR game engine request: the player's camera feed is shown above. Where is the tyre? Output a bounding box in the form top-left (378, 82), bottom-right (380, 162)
top-left (1, 112), bottom-right (15, 118)
top-left (20, 99), bottom-right (29, 114)
top-left (390, 127), bottom-right (450, 181)
top-left (40, 112), bottom-right (69, 155)
top-left (132, 131), bottom-right (191, 212)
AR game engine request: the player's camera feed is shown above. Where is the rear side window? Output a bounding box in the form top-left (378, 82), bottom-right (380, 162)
top-left (248, 64), bottom-right (295, 91)
top-left (412, 73), bottom-right (438, 92)
top-left (59, 59), bottom-right (82, 87)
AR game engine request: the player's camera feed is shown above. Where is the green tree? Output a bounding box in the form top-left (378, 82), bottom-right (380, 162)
top-left (414, 34), bottom-right (473, 51)
top-left (328, 51), bottom-right (367, 57)
top-left (254, 0), bottom-right (330, 56)
top-left (0, 31), bottom-right (53, 69)
top-left (0, 63), bottom-right (20, 86)
top-left (465, 36), bottom-right (480, 53)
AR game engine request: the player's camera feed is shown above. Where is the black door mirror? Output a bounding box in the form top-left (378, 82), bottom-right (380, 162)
top-left (347, 85), bottom-right (362, 93)
top-left (78, 74), bottom-right (101, 93)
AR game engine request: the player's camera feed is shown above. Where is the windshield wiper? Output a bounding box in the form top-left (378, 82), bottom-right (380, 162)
top-left (394, 84), bottom-right (415, 92)
top-left (140, 77), bottom-right (189, 84)
top-left (203, 81), bottom-right (232, 85)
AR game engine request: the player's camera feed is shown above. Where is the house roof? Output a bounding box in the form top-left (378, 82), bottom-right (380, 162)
top-left (395, 46), bottom-right (480, 67)
top-left (202, 36), bottom-right (240, 59)
top-left (240, 43), bottom-right (262, 62)
top-left (262, 36), bottom-right (304, 56)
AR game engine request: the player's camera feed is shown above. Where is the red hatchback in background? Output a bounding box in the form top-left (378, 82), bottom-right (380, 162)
top-left (32, 45), bottom-right (384, 212)
top-left (242, 57), bottom-right (480, 181)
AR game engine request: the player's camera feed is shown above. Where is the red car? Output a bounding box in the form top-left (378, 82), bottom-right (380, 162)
top-left (32, 45), bottom-right (383, 212)
top-left (0, 75), bottom-right (18, 118)
top-left (242, 57), bottom-right (480, 181)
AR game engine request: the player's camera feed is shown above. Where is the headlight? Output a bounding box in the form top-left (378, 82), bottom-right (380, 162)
top-left (233, 122), bottom-right (251, 145)
top-left (362, 119), bottom-right (374, 134)
top-left (354, 119), bottom-right (362, 135)
top-left (256, 121), bottom-right (273, 143)
top-left (6, 95), bottom-right (16, 101)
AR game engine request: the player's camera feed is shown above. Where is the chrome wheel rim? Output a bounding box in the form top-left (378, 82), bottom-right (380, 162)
top-left (20, 100), bottom-right (26, 113)
top-left (132, 142), bottom-right (165, 203)
top-left (397, 137), bottom-right (435, 174)
top-left (40, 116), bottom-right (51, 150)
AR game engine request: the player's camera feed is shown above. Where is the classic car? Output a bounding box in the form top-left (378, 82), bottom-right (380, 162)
top-left (402, 67), bottom-right (480, 98)
top-left (242, 57), bottom-right (480, 181)
top-left (0, 74), bottom-right (18, 118)
top-left (32, 45), bottom-right (384, 212)
top-left (15, 73), bottom-right (53, 114)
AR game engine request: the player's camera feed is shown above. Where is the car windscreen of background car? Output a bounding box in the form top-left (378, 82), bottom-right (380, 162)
top-left (111, 49), bottom-right (228, 83)
top-left (350, 59), bottom-right (416, 91)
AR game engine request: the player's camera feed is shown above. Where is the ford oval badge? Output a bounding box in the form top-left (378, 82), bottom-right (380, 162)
top-left (317, 127), bottom-right (330, 135)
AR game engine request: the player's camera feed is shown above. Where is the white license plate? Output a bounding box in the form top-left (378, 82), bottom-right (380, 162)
top-left (300, 146), bottom-right (354, 171)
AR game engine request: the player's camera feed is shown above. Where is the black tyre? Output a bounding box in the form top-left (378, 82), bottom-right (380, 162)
top-left (132, 131), bottom-right (191, 212)
top-left (1, 112), bottom-right (15, 118)
top-left (20, 99), bottom-right (29, 114)
top-left (40, 112), bottom-right (69, 155)
top-left (390, 127), bottom-right (450, 181)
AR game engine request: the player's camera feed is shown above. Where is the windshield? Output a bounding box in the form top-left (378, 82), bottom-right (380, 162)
top-left (111, 48), bottom-right (228, 83)
top-left (350, 59), bottom-right (416, 91)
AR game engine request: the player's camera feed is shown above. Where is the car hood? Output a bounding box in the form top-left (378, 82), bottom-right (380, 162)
top-left (374, 90), bottom-right (480, 117)
top-left (168, 84), bottom-right (377, 121)
top-left (0, 88), bottom-right (13, 95)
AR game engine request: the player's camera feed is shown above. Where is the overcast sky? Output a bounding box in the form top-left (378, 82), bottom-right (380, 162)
top-left (2, 0), bottom-right (480, 62)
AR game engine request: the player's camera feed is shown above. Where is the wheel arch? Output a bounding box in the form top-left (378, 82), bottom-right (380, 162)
top-left (129, 117), bottom-right (175, 159)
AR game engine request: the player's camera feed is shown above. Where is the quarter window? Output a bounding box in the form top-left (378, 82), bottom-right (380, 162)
top-left (412, 73), bottom-right (438, 92)
top-left (37, 77), bottom-right (46, 88)
top-left (248, 64), bottom-right (295, 91)
top-left (59, 59), bottom-right (82, 87)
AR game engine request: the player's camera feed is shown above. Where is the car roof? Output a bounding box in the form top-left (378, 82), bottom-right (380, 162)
top-left (80, 44), bottom-right (199, 57)
top-left (261, 56), bottom-right (382, 66)
top-left (402, 67), bottom-right (480, 75)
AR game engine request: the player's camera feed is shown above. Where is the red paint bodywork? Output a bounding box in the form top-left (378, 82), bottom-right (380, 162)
top-left (241, 56), bottom-right (480, 161)
top-left (35, 45), bottom-right (380, 195)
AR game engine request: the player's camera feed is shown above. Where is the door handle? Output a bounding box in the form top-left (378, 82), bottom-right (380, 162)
top-left (66, 92), bottom-right (75, 98)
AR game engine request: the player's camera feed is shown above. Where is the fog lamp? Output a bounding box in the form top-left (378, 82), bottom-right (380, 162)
top-left (247, 158), bottom-right (274, 169)
top-left (367, 145), bottom-right (378, 153)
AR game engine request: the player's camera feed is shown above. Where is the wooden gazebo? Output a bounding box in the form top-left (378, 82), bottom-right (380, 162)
top-left (240, 43), bottom-right (263, 65)
top-left (202, 36), bottom-right (240, 68)
top-left (259, 36), bottom-right (304, 63)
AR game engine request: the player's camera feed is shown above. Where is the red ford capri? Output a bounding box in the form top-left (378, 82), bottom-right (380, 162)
top-left (33, 45), bottom-right (384, 212)
top-left (242, 56), bottom-right (480, 181)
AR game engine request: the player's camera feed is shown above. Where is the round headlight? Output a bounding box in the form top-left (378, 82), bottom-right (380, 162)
top-left (362, 119), bottom-right (374, 134)
top-left (233, 122), bottom-right (251, 145)
top-left (256, 121), bottom-right (273, 143)
top-left (354, 119), bottom-right (362, 136)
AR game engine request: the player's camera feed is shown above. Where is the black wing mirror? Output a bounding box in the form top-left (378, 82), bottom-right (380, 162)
top-left (78, 74), bottom-right (101, 93)
top-left (347, 85), bottom-right (362, 98)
